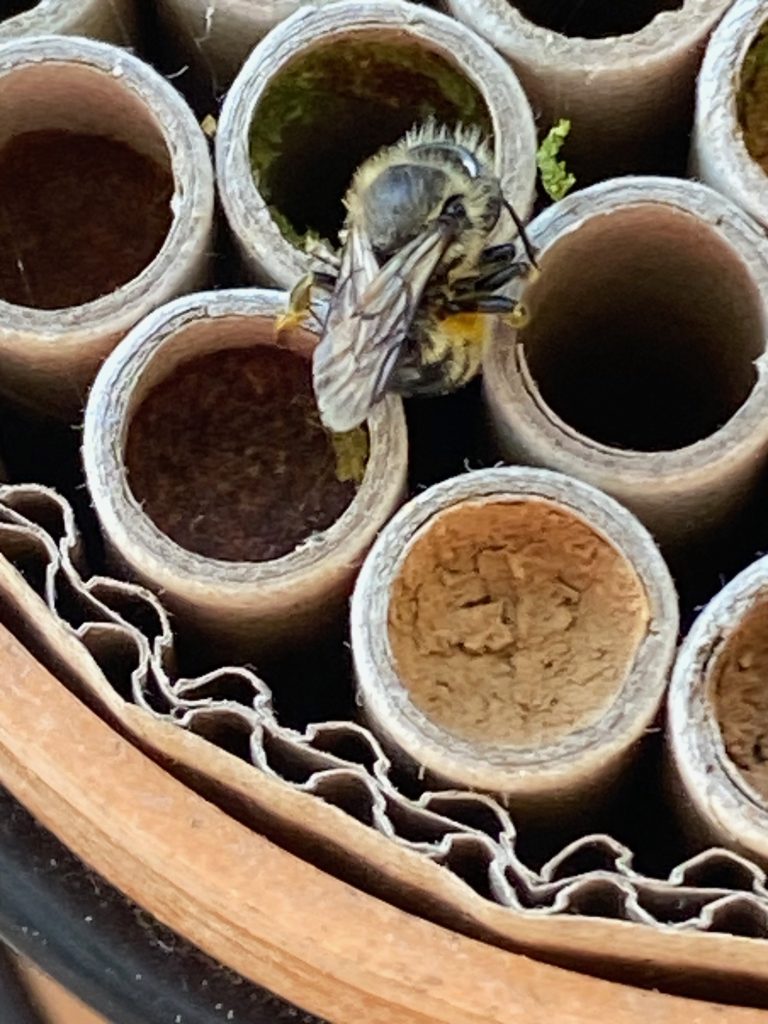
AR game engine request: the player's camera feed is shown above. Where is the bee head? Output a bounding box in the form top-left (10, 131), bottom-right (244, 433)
top-left (346, 125), bottom-right (502, 266)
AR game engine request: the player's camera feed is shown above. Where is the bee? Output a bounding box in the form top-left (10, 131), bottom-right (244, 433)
top-left (280, 120), bottom-right (538, 433)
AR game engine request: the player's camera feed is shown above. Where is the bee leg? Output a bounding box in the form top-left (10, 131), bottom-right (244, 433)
top-left (445, 293), bottom-right (530, 329)
top-left (274, 270), bottom-right (337, 336)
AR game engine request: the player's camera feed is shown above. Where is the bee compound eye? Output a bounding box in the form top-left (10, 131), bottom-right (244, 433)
top-left (442, 195), bottom-right (467, 221)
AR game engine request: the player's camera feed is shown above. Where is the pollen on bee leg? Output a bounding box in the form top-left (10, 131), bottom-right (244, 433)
top-left (274, 273), bottom-right (314, 337)
top-left (502, 303), bottom-right (530, 330)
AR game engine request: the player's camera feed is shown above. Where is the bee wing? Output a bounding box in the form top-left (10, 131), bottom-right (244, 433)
top-left (313, 219), bottom-right (453, 432)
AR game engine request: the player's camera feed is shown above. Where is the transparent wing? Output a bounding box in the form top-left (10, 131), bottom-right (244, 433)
top-left (312, 219), bottom-right (453, 432)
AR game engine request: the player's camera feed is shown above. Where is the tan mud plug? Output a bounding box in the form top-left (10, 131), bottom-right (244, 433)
top-left (0, 35), bottom-right (214, 418)
top-left (669, 556), bottom-right (768, 866)
top-left (0, 0), bottom-right (136, 44)
top-left (692, 0), bottom-right (768, 231)
top-left (216, 0), bottom-right (537, 289)
top-left (483, 176), bottom-right (768, 550)
top-left (352, 467), bottom-right (677, 815)
top-left (446, 0), bottom-right (732, 180)
top-left (82, 288), bottom-right (408, 657)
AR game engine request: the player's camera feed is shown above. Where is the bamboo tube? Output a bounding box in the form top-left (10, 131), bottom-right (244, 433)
top-left (0, 0), bottom-right (136, 45)
top-left (445, 0), bottom-right (732, 180)
top-left (0, 35), bottom-right (214, 420)
top-left (216, 0), bottom-right (538, 289)
top-left (482, 176), bottom-right (768, 551)
top-left (351, 467), bottom-right (678, 817)
top-left (668, 554), bottom-right (768, 867)
top-left (692, 0), bottom-right (768, 232)
top-left (82, 287), bottom-right (408, 657)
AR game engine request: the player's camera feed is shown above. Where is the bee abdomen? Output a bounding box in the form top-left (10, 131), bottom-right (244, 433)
top-left (392, 312), bottom-right (491, 397)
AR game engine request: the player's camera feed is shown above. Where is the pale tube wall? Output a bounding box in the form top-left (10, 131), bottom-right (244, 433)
top-left (482, 176), bottom-right (768, 550)
top-left (445, 0), bottom-right (732, 179)
top-left (216, 0), bottom-right (538, 289)
top-left (351, 467), bottom-right (678, 818)
top-left (692, 0), bottom-right (768, 231)
top-left (0, 0), bottom-right (136, 45)
top-left (668, 555), bottom-right (768, 868)
top-left (83, 288), bottom-right (408, 658)
top-left (0, 35), bottom-right (214, 419)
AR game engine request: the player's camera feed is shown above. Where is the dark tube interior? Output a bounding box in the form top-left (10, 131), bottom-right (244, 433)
top-left (510, 0), bottom-right (682, 38)
top-left (519, 205), bottom-right (763, 452)
top-left (249, 36), bottom-right (492, 246)
top-left (3, 2), bottom-right (39, 19)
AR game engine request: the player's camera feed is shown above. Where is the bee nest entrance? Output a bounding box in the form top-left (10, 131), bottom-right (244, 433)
top-left (249, 37), bottom-right (491, 248)
top-left (509, 0), bottom-right (683, 39)
top-left (518, 204), bottom-right (761, 452)
top-left (739, 22), bottom-right (768, 176)
top-left (125, 342), bottom-right (366, 563)
top-left (387, 498), bottom-right (650, 747)
top-left (3, 1), bottom-right (39, 18)
top-left (710, 596), bottom-right (768, 803)
top-left (0, 62), bottom-right (174, 310)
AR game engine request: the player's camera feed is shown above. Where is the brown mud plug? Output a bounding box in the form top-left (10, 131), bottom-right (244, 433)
top-left (352, 467), bottom-right (677, 817)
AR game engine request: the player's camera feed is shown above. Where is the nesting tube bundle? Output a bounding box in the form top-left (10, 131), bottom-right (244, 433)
top-left (445, 0), bottom-right (732, 180)
top-left (83, 288), bottom-right (408, 656)
top-left (216, 0), bottom-right (538, 289)
top-left (668, 556), bottom-right (768, 866)
top-left (0, 0), bottom-right (136, 45)
top-left (0, 35), bottom-right (214, 419)
top-left (351, 467), bottom-right (678, 817)
top-left (692, 0), bottom-right (768, 232)
top-left (482, 176), bottom-right (768, 551)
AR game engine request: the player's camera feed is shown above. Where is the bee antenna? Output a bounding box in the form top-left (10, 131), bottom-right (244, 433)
top-left (503, 197), bottom-right (539, 270)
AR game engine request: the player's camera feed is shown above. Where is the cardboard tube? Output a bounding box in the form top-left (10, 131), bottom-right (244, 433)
top-left (351, 467), bottom-right (678, 817)
top-left (82, 288), bottom-right (408, 657)
top-left (0, 0), bottom-right (136, 45)
top-left (445, 0), bottom-right (732, 180)
top-left (0, 35), bottom-right (214, 419)
top-left (483, 176), bottom-right (768, 550)
top-left (216, 0), bottom-right (537, 289)
top-left (692, 0), bottom-right (768, 231)
top-left (668, 555), bottom-right (768, 867)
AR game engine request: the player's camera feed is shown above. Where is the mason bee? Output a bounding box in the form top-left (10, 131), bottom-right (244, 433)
top-left (282, 120), bottom-right (538, 433)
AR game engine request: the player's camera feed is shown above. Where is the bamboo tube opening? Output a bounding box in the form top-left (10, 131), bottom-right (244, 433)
top-left (124, 337), bottom-right (365, 564)
top-left (217, 0), bottom-right (537, 289)
top-left (519, 204), bottom-right (763, 452)
top-left (709, 596), bottom-right (768, 802)
top-left (482, 177), bottom-right (768, 548)
top-left (0, 62), bottom-right (173, 310)
top-left (83, 288), bottom-right (407, 655)
top-left (509, 0), bottom-right (682, 39)
top-left (0, 36), bottom-right (214, 418)
top-left (353, 467), bottom-right (677, 810)
top-left (249, 36), bottom-right (491, 248)
top-left (387, 498), bottom-right (650, 747)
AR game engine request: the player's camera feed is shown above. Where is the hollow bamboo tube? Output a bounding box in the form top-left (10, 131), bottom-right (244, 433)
top-left (0, 0), bottom-right (136, 46)
top-left (351, 467), bottom-right (678, 816)
top-left (0, 35), bottom-right (214, 419)
top-left (83, 288), bottom-right (408, 657)
top-left (668, 555), bottom-right (768, 867)
top-left (445, 0), bottom-right (732, 180)
top-left (216, 0), bottom-right (538, 289)
top-left (692, 0), bottom-right (768, 231)
top-left (482, 176), bottom-right (768, 551)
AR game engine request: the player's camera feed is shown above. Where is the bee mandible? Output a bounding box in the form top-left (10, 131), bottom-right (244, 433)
top-left (281, 120), bottom-right (539, 433)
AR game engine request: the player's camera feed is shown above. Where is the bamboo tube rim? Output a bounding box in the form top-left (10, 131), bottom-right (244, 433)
top-left (216, 0), bottom-right (537, 289)
top-left (0, 34), bottom-right (213, 344)
top-left (352, 467), bottom-right (678, 800)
